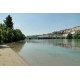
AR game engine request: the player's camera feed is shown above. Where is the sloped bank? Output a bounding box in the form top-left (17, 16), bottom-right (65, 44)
top-left (0, 47), bottom-right (30, 66)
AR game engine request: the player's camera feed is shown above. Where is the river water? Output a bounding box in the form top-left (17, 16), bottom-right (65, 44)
top-left (7, 39), bottom-right (80, 66)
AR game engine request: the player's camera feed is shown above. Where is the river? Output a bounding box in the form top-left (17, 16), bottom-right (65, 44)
top-left (7, 39), bottom-right (80, 66)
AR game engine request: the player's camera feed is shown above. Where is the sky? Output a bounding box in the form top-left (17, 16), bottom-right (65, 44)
top-left (0, 13), bottom-right (80, 36)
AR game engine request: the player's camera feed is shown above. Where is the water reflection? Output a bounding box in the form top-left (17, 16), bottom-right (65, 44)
top-left (6, 40), bottom-right (26, 53)
top-left (6, 39), bottom-right (80, 53)
top-left (26, 39), bottom-right (80, 51)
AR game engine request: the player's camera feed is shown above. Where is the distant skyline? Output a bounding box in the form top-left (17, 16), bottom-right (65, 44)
top-left (0, 13), bottom-right (80, 36)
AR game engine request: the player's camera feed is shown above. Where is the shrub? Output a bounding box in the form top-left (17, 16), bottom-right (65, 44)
top-left (66, 33), bottom-right (73, 39)
top-left (0, 15), bottom-right (26, 44)
top-left (73, 31), bottom-right (80, 39)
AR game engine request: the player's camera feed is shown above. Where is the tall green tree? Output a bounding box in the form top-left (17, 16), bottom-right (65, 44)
top-left (0, 15), bottom-right (26, 44)
top-left (4, 15), bottom-right (13, 29)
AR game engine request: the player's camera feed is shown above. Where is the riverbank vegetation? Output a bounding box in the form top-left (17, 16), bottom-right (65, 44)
top-left (67, 32), bottom-right (80, 39)
top-left (0, 15), bottom-right (25, 44)
top-left (66, 33), bottom-right (73, 39)
top-left (73, 31), bottom-right (80, 39)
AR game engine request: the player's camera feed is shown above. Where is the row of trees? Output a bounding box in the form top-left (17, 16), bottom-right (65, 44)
top-left (67, 31), bottom-right (80, 39)
top-left (0, 15), bottom-right (25, 44)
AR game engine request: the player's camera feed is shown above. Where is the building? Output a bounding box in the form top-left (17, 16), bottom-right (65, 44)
top-left (63, 26), bottom-right (80, 37)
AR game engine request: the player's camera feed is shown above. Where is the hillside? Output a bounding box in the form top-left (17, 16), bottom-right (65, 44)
top-left (27, 26), bottom-right (80, 39)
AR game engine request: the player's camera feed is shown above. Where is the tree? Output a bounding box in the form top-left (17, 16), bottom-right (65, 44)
top-left (73, 31), bottom-right (80, 39)
top-left (0, 15), bottom-right (26, 44)
top-left (4, 15), bottom-right (13, 29)
top-left (13, 29), bottom-right (25, 41)
top-left (66, 33), bottom-right (73, 39)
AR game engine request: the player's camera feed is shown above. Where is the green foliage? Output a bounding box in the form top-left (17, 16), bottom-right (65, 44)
top-left (12, 29), bottom-right (25, 41)
top-left (66, 33), bottom-right (73, 39)
top-left (53, 31), bottom-right (64, 35)
top-left (73, 31), bottom-right (80, 39)
top-left (0, 16), bottom-right (25, 44)
top-left (4, 15), bottom-right (13, 29)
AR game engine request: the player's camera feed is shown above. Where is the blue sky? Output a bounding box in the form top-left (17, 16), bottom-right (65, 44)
top-left (0, 13), bottom-right (80, 36)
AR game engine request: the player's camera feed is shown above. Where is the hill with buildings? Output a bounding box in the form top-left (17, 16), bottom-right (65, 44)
top-left (27, 26), bottom-right (80, 39)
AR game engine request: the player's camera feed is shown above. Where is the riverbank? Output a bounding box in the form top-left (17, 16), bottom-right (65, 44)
top-left (0, 48), bottom-right (30, 66)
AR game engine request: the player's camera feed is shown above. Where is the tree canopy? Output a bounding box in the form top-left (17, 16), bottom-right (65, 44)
top-left (66, 33), bottom-right (73, 39)
top-left (4, 15), bottom-right (13, 29)
top-left (73, 31), bottom-right (80, 39)
top-left (0, 15), bottom-right (25, 44)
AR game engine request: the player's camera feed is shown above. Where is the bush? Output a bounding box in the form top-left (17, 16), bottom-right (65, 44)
top-left (0, 23), bottom-right (26, 44)
top-left (0, 15), bottom-right (26, 44)
top-left (73, 31), bottom-right (80, 39)
top-left (66, 33), bottom-right (73, 39)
